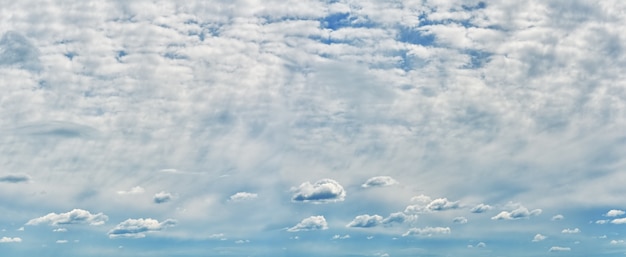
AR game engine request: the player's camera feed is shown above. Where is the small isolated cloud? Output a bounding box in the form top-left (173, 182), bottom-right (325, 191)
top-left (361, 176), bottom-right (398, 188)
top-left (153, 191), bottom-right (173, 204)
top-left (551, 214), bottom-right (564, 221)
top-left (533, 234), bottom-right (547, 242)
top-left (610, 240), bottom-right (625, 245)
top-left (562, 228), bottom-right (580, 234)
top-left (470, 203), bottom-right (492, 213)
top-left (117, 186), bottom-right (145, 195)
top-left (402, 227), bottom-right (451, 237)
top-left (332, 234), bottom-right (350, 240)
top-left (382, 212), bottom-right (417, 225)
top-left (610, 218), bottom-right (626, 224)
top-left (453, 217), bottom-right (468, 224)
top-left (108, 218), bottom-right (177, 238)
top-left (229, 192), bottom-right (258, 202)
top-left (476, 242), bottom-right (487, 248)
top-left (596, 220), bottom-right (609, 224)
top-left (548, 246), bottom-right (571, 252)
top-left (405, 197), bottom-right (459, 214)
top-left (53, 228), bottom-right (67, 232)
top-left (291, 179), bottom-right (346, 203)
top-left (288, 216), bottom-right (328, 232)
top-left (26, 209), bottom-right (108, 226)
top-left (491, 206), bottom-right (542, 220)
top-left (56, 240), bottom-right (68, 244)
top-left (606, 210), bottom-right (626, 217)
top-left (0, 237), bottom-right (22, 243)
top-left (0, 174), bottom-right (31, 183)
top-left (234, 239), bottom-right (250, 244)
top-left (346, 214), bottom-right (383, 228)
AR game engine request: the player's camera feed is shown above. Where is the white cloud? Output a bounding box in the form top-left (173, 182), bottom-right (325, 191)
top-left (548, 246), bottom-right (571, 252)
top-left (108, 218), bottom-right (177, 238)
top-left (470, 203), bottom-right (492, 213)
top-left (288, 216), bottom-right (328, 232)
top-left (0, 237), bottom-right (22, 243)
top-left (361, 176), bottom-right (398, 188)
top-left (410, 195), bottom-right (432, 204)
top-left (56, 240), bottom-right (68, 244)
top-left (382, 212), bottom-right (417, 225)
top-left (453, 217), bottom-right (468, 224)
top-left (551, 214), bottom-right (564, 221)
top-left (26, 209), bottom-right (108, 226)
top-left (491, 206), bottom-right (542, 220)
top-left (229, 192), bottom-right (258, 202)
top-left (117, 186), bottom-right (145, 195)
top-left (332, 234), bottom-right (350, 240)
top-left (606, 209), bottom-right (625, 217)
top-left (234, 239), bottom-right (250, 244)
top-left (153, 191), bottom-right (174, 204)
top-left (561, 228), bottom-right (580, 234)
top-left (610, 240), bottom-right (625, 245)
top-left (476, 242), bottom-right (486, 248)
top-left (402, 227), bottom-right (451, 237)
top-left (53, 228), bottom-right (67, 232)
top-left (533, 234), bottom-right (547, 242)
top-left (596, 220), bottom-right (609, 224)
top-left (610, 218), bottom-right (626, 224)
top-left (405, 197), bottom-right (460, 214)
top-left (346, 214), bottom-right (383, 228)
top-left (291, 179), bottom-right (346, 203)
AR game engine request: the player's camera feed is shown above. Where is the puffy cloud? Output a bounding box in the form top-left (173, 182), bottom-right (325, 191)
top-left (551, 214), bottom-right (564, 221)
top-left (610, 240), bottom-right (625, 245)
top-left (229, 192), bottom-right (258, 202)
top-left (548, 246), bottom-right (571, 252)
top-left (153, 191), bottom-right (173, 204)
top-left (26, 209), bottom-right (108, 226)
top-left (402, 227), bottom-right (451, 237)
top-left (361, 176), bottom-right (398, 188)
top-left (332, 234), bottom-right (350, 240)
top-left (610, 218), bottom-right (626, 224)
top-left (562, 228), bottom-right (580, 234)
top-left (533, 234), bottom-right (547, 242)
top-left (53, 228), bottom-right (67, 232)
top-left (470, 203), bottom-right (492, 213)
top-left (382, 212), bottom-right (417, 225)
top-left (596, 220), bottom-right (609, 224)
top-left (476, 242), bottom-right (486, 248)
top-left (606, 210), bottom-right (625, 217)
top-left (346, 214), bottom-right (383, 228)
top-left (0, 237), bottom-right (22, 243)
top-left (453, 217), bottom-right (468, 224)
top-left (291, 179), bottom-right (346, 203)
top-left (287, 216), bottom-right (328, 232)
top-left (108, 218), bottom-right (177, 239)
top-left (117, 186), bottom-right (145, 195)
top-left (405, 197), bottom-right (460, 214)
top-left (0, 174), bottom-right (31, 183)
top-left (491, 206), bottom-right (542, 220)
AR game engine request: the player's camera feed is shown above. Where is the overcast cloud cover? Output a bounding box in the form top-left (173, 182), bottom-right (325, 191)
top-left (1, 0), bottom-right (626, 256)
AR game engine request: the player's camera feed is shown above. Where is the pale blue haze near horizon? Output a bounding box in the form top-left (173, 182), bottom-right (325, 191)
top-left (1, 0), bottom-right (626, 256)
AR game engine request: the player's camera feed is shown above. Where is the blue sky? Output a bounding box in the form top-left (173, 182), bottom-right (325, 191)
top-left (1, 0), bottom-right (626, 256)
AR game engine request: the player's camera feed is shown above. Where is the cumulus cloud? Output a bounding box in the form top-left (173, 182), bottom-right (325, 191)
top-left (153, 191), bottom-right (173, 204)
top-left (361, 176), bottom-right (398, 188)
top-left (332, 234), bottom-right (350, 240)
top-left (405, 197), bottom-right (460, 214)
top-left (476, 242), bottom-right (486, 248)
top-left (548, 246), bottom-right (571, 252)
top-left (470, 203), bottom-right (492, 213)
top-left (610, 218), bottom-right (626, 224)
top-left (0, 174), bottom-right (31, 183)
top-left (108, 218), bottom-right (177, 238)
top-left (596, 220), bottom-right (609, 224)
top-left (0, 237), bottom-right (22, 243)
top-left (610, 240), bottom-right (625, 245)
top-left (26, 209), bottom-right (108, 226)
top-left (606, 210), bottom-right (625, 217)
top-left (346, 214), bottom-right (383, 228)
top-left (291, 179), bottom-right (346, 203)
top-left (402, 227), bottom-right (451, 237)
top-left (533, 234), bottom-right (547, 242)
top-left (562, 228), bottom-right (580, 234)
top-left (491, 206), bottom-right (542, 220)
top-left (453, 217), bottom-right (468, 224)
top-left (551, 214), bottom-right (564, 221)
top-left (117, 186), bottom-right (145, 195)
top-left (382, 212), bottom-right (417, 225)
top-left (53, 228), bottom-right (67, 232)
top-left (229, 192), bottom-right (258, 202)
top-left (288, 216), bottom-right (328, 232)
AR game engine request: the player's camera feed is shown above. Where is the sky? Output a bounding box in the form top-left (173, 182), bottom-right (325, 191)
top-left (1, 0), bottom-right (626, 256)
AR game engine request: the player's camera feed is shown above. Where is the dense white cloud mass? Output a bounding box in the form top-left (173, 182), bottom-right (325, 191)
top-left (361, 176), bottom-right (398, 188)
top-left (108, 218), bottom-right (177, 238)
top-left (2, 0), bottom-right (626, 256)
top-left (0, 237), bottom-right (22, 243)
top-left (291, 179), bottom-right (346, 203)
top-left (287, 216), bottom-right (328, 232)
top-left (25, 209), bottom-right (108, 226)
